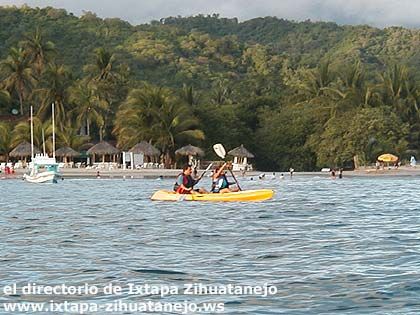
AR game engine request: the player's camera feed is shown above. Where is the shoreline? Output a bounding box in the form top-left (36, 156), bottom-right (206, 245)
top-left (6, 166), bottom-right (420, 179)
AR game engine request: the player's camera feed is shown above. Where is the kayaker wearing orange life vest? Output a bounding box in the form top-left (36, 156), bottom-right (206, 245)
top-left (174, 164), bottom-right (208, 194)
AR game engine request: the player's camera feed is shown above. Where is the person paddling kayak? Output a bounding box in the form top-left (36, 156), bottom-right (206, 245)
top-left (211, 163), bottom-right (239, 193)
top-left (174, 164), bottom-right (208, 194)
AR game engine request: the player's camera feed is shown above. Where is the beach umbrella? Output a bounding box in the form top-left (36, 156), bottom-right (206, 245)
top-left (87, 141), bottom-right (120, 163)
top-left (175, 144), bottom-right (204, 157)
top-left (10, 141), bottom-right (40, 160)
top-left (377, 153), bottom-right (398, 163)
top-left (55, 146), bottom-right (79, 163)
top-left (175, 144), bottom-right (204, 166)
top-left (129, 141), bottom-right (160, 156)
top-left (79, 142), bottom-right (94, 151)
top-left (55, 146), bottom-right (79, 157)
top-left (129, 141), bottom-right (160, 163)
top-left (228, 144), bottom-right (254, 158)
top-left (228, 144), bottom-right (254, 166)
top-left (77, 142), bottom-right (94, 161)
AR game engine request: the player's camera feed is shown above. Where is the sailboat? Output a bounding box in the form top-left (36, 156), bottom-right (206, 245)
top-left (23, 104), bottom-right (62, 183)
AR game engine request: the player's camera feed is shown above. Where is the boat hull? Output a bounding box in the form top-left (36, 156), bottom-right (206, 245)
top-left (151, 189), bottom-right (274, 202)
top-left (24, 171), bottom-right (61, 184)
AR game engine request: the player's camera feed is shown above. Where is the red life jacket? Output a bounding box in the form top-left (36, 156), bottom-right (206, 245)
top-left (174, 173), bottom-right (195, 194)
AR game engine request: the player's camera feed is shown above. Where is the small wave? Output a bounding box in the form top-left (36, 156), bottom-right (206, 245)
top-left (257, 254), bottom-right (281, 259)
top-left (132, 269), bottom-right (186, 275)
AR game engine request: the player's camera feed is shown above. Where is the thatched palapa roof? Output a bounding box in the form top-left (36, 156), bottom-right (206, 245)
top-left (79, 142), bottom-right (94, 151)
top-left (228, 144), bottom-right (254, 158)
top-left (87, 141), bottom-right (120, 155)
top-left (129, 141), bottom-right (160, 156)
top-left (175, 144), bottom-right (204, 157)
top-left (10, 141), bottom-right (40, 157)
top-left (55, 146), bottom-right (79, 157)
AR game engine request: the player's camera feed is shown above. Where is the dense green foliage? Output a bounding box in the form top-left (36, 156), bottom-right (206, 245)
top-left (1, 6), bottom-right (420, 170)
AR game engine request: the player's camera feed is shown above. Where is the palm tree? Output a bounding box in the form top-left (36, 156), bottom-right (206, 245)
top-left (380, 64), bottom-right (408, 103)
top-left (12, 116), bottom-right (52, 152)
top-left (57, 120), bottom-right (89, 150)
top-left (0, 89), bottom-right (11, 115)
top-left (114, 85), bottom-right (204, 166)
top-left (36, 63), bottom-right (71, 125)
top-left (0, 122), bottom-right (13, 162)
top-left (21, 27), bottom-right (56, 77)
top-left (211, 78), bottom-right (233, 105)
top-left (152, 100), bottom-right (205, 166)
top-left (113, 85), bottom-right (171, 149)
top-left (321, 61), bottom-right (374, 119)
top-left (299, 60), bottom-right (335, 98)
top-left (1, 47), bottom-right (36, 115)
top-left (378, 64), bottom-right (419, 121)
top-left (84, 47), bottom-right (115, 82)
top-left (180, 84), bottom-right (200, 106)
top-left (69, 82), bottom-right (108, 138)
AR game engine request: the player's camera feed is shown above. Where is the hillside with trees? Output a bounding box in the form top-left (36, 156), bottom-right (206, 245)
top-left (1, 5), bottom-right (420, 170)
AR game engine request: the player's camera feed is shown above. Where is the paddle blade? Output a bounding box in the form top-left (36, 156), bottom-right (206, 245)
top-left (213, 144), bottom-right (226, 159)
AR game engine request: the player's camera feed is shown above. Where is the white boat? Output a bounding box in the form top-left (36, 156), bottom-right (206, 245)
top-left (24, 154), bottom-right (62, 183)
top-left (24, 104), bottom-right (61, 184)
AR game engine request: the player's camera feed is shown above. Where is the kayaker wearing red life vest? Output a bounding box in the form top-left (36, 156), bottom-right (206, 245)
top-left (174, 164), bottom-right (208, 194)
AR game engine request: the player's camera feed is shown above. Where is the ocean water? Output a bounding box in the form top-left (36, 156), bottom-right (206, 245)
top-left (1, 175), bottom-right (420, 314)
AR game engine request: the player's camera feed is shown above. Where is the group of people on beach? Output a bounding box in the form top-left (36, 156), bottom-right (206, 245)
top-left (173, 163), bottom-right (239, 194)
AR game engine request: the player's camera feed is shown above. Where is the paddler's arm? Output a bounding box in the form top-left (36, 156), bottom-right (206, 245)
top-left (213, 163), bottom-right (228, 179)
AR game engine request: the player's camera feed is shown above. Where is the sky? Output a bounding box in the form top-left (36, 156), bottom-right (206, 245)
top-left (0, 0), bottom-right (419, 28)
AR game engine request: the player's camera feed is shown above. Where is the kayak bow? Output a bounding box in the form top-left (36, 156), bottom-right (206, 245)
top-left (151, 189), bottom-right (274, 202)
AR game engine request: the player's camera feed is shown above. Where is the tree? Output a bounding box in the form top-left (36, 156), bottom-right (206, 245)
top-left (84, 47), bottom-right (116, 81)
top-left (313, 108), bottom-right (409, 167)
top-left (114, 85), bottom-right (204, 166)
top-left (0, 122), bottom-right (13, 161)
top-left (69, 81), bottom-right (108, 138)
top-left (256, 104), bottom-right (319, 171)
top-left (113, 85), bottom-right (170, 149)
top-left (12, 116), bottom-right (53, 152)
top-left (153, 99), bottom-right (204, 166)
top-left (21, 27), bottom-right (56, 77)
top-left (1, 47), bottom-right (36, 115)
top-left (57, 120), bottom-right (89, 150)
top-left (0, 90), bottom-right (11, 115)
top-left (179, 84), bottom-right (200, 107)
top-left (299, 60), bottom-right (335, 98)
top-left (36, 63), bottom-right (72, 125)
top-left (210, 78), bottom-right (233, 105)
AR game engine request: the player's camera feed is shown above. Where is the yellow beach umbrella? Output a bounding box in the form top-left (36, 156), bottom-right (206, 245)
top-left (378, 153), bottom-right (398, 163)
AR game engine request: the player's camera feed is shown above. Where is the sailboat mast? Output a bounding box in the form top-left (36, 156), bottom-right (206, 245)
top-left (52, 103), bottom-right (56, 159)
top-left (30, 106), bottom-right (34, 159)
top-left (42, 128), bottom-right (46, 155)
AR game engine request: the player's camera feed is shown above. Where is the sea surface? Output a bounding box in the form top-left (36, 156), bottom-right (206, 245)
top-left (1, 175), bottom-right (420, 314)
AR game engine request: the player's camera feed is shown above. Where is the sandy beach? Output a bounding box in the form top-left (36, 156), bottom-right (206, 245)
top-left (7, 166), bottom-right (420, 179)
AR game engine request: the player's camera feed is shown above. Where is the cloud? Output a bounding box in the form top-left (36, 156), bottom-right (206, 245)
top-left (0, 0), bottom-right (419, 27)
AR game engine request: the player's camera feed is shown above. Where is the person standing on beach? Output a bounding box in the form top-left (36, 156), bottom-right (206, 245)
top-left (338, 168), bottom-right (343, 179)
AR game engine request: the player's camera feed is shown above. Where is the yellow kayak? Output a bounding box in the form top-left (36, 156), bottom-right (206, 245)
top-left (151, 189), bottom-right (274, 202)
